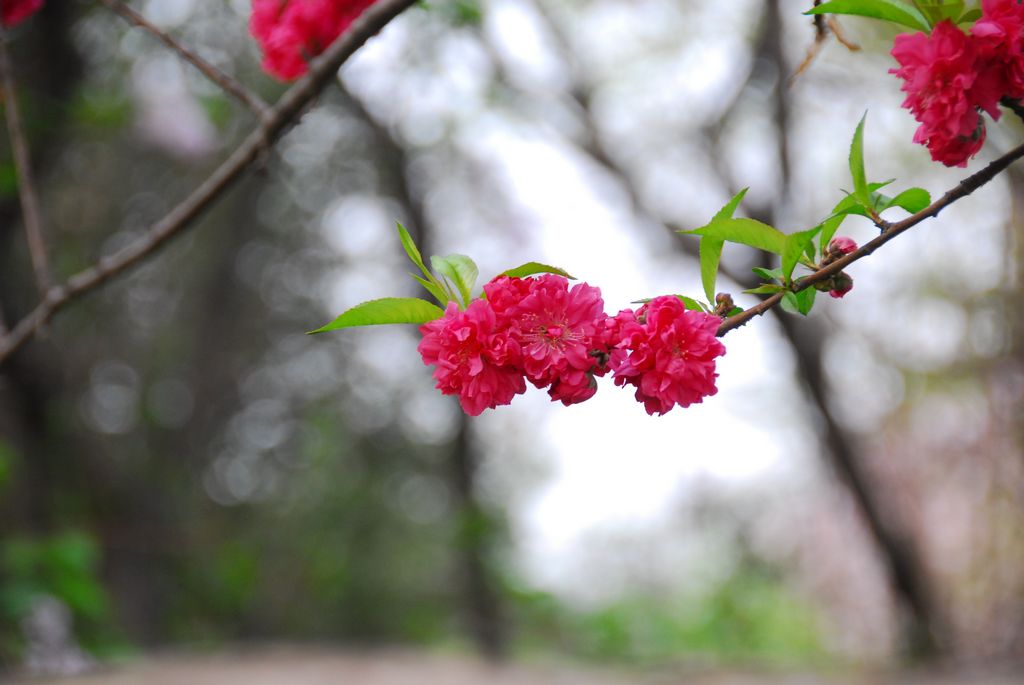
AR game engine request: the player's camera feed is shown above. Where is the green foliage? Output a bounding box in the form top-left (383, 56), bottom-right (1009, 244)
top-left (912, 0), bottom-right (967, 24)
top-left (958, 7), bottom-right (982, 23)
top-left (0, 440), bottom-right (12, 492)
top-left (744, 284), bottom-right (785, 295)
top-left (0, 162), bottom-right (17, 199)
top-left (200, 95), bottom-right (233, 131)
top-left (0, 531), bottom-right (114, 658)
top-left (437, 0), bottom-right (483, 25)
top-left (501, 262), bottom-right (575, 280)
top-left (511, 565), bottom-right (825, 666)
top-left (882, 187), bottom-right (931, 213)
top-left (817, 214), bottom-right (847, 257)
top-left (683, 218), bottom-right (787, 255)
top-left (397, 223), bottom-right (451, 305)
top-left (782, 225), bottom-right (824, 282)
top-left (699, 238), bottom-right (726, 304)
top-left (807, 0), bottom-right (932, 31)
top-left (70, 91), bottom-right (133, 131)
top-left (430, 254), bottom-right (479, 308)
top-left (316, 225), bottom-right (581, 332)
top-left (683, 188), bottom-right (785, 303)
top-left (310, 297), bottom-right (446, 332)
top-left (781, 288), bottom-right (818, 317)
top-left (160, 408), bottom-right (462, 646)
top-left (676, 295), bottom-right (709, 313)
top-left (849, 114), bottom-right (870, 209)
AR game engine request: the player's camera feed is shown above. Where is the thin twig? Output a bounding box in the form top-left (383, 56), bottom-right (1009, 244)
top-left (98, 0), bottom-right (271, 120)
top-left (0, 0), bottom-right (418, 364)
top-left (0, 31), bottom-right (54, 295)
top-left (718, 138), bottom-right (1024, 336)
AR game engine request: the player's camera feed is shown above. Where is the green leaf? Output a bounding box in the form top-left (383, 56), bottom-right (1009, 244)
top-left (398, 223), bottom-right (427, 272)
top-left (958, 8), bottom-right (982, 23)
top-left (684, 218), bottom-right (787, 255)
top-left (675, 295), bottom-right (707, 312)
top-left (885, 187), bottom-right (931, 213)
top-left (807, 0), bottom-right (931, 31)
top-left (782, 225), bottom-right (825, 281)
top-left (818, 214), bottom-right (847, 258)
top-left (411, 274), bottom-right (451, 306)
top-left (398, 222), bottom-right (451, 303)
top-left (913, 0), bottom-right (964, 23)
top-left (849, 114), bottom-right (870, 209)
top-left (713, 188), bottom-right (749, 221)
top-left (699, 238), bottom-right (725, 304)
top-left (686, 188), bottom-right (751, 303)
top-left (817, 179), bottom-right (894, 256)
top-left (781, 292), bottom-right (800, 315)
top-left (752, 266), bottom-right (784, 282)
top-left (725, 306), bottom-right (743, 317)
top-left (501, 262), bottom-right (575, 279)
top-left (744, 284), bottom-right (786, 295)
top-left (430, 254), bottom-right (479, 307)
top-left (794, 288), bottom-right (817, 316)
top-left (310, 297), bottom-right (445, 333)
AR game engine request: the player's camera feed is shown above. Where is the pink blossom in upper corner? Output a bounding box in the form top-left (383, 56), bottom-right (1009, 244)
top-left (250, 0), bottom-right (378, 81)
top-left (890, 21), bottom-right (996, 167)
top-left (2, 0), bottom-right (43, 26)
top-left (973, 0), bottom-right (1024, 100)
top-left (608, 296), bottom-right (726, 416)
top-left (417, 300), bottom-right (526, 417)
top-left (829, 272), bottom-right (855, 300)
top-left (484, 275), bottom-right (610, 406)
top-left (827, 236), bottom-right (857, 256)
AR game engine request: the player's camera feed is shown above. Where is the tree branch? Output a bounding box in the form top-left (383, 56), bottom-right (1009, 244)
top-left (718, 138), bottom-right (1024, 336)
top-left (0, 31), bottom-right (53, 295)
top-left (98, 0), bottom-right (271, 120)
top-left (0, 0), bottom-right (418, 365)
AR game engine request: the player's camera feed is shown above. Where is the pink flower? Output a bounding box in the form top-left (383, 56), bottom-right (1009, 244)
top-left (250, 0), bottom-right (377, 81)
top-left (890, 21), bottom-right (995, 167)
top-left (608, 296), bottom-right (725, 416)
top-left (827, 236), bottom-right (857, 256)
top-left (417, 300), bottom-right (526, 416)
top-left (2, 0), bottom-right (43, 26)
top-left (973, 0), bottom-right (1024, 100)
top-left (484, 275), bottom-right (609, 406)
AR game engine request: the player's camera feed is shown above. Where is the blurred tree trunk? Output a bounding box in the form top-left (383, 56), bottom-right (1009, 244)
top-left (0, 0), bottom-right (83, 533)
top-left (527, 0), bottom-right (943, 657)
top-left (345, 90), bottom-right (508, 660)
top-left (754, 0), bottom-right (941, 658)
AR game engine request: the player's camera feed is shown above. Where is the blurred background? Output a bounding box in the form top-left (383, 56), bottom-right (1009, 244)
top-left (1, 0), bottom-right (1023, 682)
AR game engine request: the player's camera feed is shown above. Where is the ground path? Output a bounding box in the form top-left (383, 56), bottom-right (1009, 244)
top-left (3, 647), bottom-right (1019, 685)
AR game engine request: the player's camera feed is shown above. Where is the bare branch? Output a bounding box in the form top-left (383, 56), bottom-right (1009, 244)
top-left (0, 31), bottom-right (54, 295)
top-left (718, 138), bottom-right (1024, 336)
top-left (98, 0), bottom-right (271, 120)
top-left (0, 0), bottom-right (419, 364)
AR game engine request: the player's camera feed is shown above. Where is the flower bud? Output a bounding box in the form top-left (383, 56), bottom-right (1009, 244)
top-left (827, 236), bottom-right (857, 257)
top-left (828, 272), bottom-right (854, 299)
top-left (713, 292), bottom-right (735, 317)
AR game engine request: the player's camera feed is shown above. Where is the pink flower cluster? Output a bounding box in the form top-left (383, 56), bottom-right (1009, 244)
top-left (2, 0), bottom-right (43, 26)
top-left (250, 0), bottom-right (377, 81)
top-left (417, 275), bottom-right (726, 416)
top-left (891, 1), bottom-right (1024, 167)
